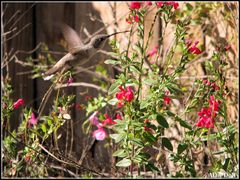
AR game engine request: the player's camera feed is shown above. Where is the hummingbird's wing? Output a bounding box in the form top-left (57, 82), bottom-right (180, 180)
top-left (58, 23), bottom-right (84, 51)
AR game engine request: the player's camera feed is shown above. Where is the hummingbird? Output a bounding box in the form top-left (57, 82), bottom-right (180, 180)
top-left (43, 23), bottom-right (129, 80)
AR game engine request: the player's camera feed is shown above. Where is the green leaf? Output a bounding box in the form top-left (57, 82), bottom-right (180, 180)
top-left (129, 65), bottom-right (141, 74)
top-left (116, 158), bottom-right (131, 167)
top-left (132, 138), bottom-right (144, 147)
top-left (143, 132), bottom-right (157, 144)
top-left (156, 114), bottom-right (169, 128)
top-left (175, 116), bottom-right (192, 130)
top-left (146, 163), bottom-right (160, 172)
top-left (177, 143), bottom-right (188, 154)
top-left (223, 158), bottom-right (230, 171)
top-left (41, 124), bottom-right (47, 133)
top-left (104, 59), bottom-right (120, 65)
top-left (108, 81), bottom-right (120, 95)
top-left (109, 133), bottom-right (126, 143)
top-left (186, 3), bottom-right (193, 11)
top-left (162, 137), bottom-right (173, 151)
top-left (108, 98), bottom-right (118, 105)
top-left (113, 149), bottom-right (127, 158)
top-left (143, 79), bottom-right (157, 86)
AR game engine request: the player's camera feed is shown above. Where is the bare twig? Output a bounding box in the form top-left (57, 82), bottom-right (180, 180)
top-left (9, 3), bottom-right (35, 30)
top-left (49, 164), bottom-right (78, 177)
top-left (55, 82), bottom-right (107, 93)
top-left (5, 23), bottom-right (31, 42)
top-left (75, 66), bottom-right (114, 83)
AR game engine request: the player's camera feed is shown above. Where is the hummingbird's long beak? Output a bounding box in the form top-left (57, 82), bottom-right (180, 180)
top-left (107, 30), bottom-right (130, 38)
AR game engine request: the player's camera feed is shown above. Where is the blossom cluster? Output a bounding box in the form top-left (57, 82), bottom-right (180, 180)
top-left (129, 2), bottom-right (179, 10)
top-left (116, 86), bottom-right (134, 108)
top-left (127, 2), bottom-right (179, 24)
top-left (196, 95), bottom-right (222, 129)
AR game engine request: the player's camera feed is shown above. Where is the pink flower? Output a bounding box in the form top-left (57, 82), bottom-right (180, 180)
top-left (67, 77), bottom-right (74, 86)
top-left (92, 127), bottom-right (107, 141)
top-left (89, 111), bottom-right (99, 126)
top-left (163, 91), bottom-right (171, 105)
top-left (188, 41), bottom-right (202, 55)
top-left (156, 2), bottom-right (164, 8)
top-left (147, 46), bottom-right (159, 57)
top-left (145, 1), bottom-right (152, 6)
top-left (130, 2), bottom-right (142, 9)
top-left (13, 98), bottom-right (24, 109)
top-left (116, 113), bottom-right (122, 120)
top-left (102, 114), bottom-right (116, 126)
top-left (28, 112), bottom-right (37, 126)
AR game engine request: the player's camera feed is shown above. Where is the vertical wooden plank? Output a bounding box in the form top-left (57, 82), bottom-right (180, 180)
top-left (74, 2), bottom-right (112, 171)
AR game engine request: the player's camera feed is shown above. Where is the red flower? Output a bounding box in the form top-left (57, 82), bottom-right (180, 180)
top-left (203, 79), bottom-right (220, 91)
top-left (117, 101), bottom-right (124, 108)
top-left (188, 41), bottom-right (202, 55)
top-left (196, 95), bottom-right (222, 129)
top-left (126, 15), bottom-right (140, 24)
top-left (116, 113), bottom-right (122, 120)
top-left (85, 95), bottom-right (93, 101)
top-left (209, 95), bottom-right (222, 112)
top-left (130, 2), bottom-right (142, 9)
top-left (156, 2), bottom-right (164, 8)
top-left (116, 86), bottom-right (126, 100)
top-left (125, 86), bottom-right (134, 102)
top-left (134, 15), bottom-right (140, 23)
top-left (163, 91), bottom-right (171, 105)
top-left (144, 119), bottom-right (150, 124)
top-left (196, 116), bottom-right (214, 129)
top-left (145, 1), bottom-right (152, 6)
top-left (116, 86), bottom-right (134, 102)
top-left (147, 46), bottom-right (159, 57)
top-left (165, 2), bottom-right (179, 9)
top-left (13, 98), bottom-right (24, 109)
top-left (210, 83), bottom-right (220, 91)
top-left (75, 103), bottom-right (83, 110)
top-left (102, 114), bottom-right (117, 126)
top-left (144, 126), bottom-right (152, 132)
